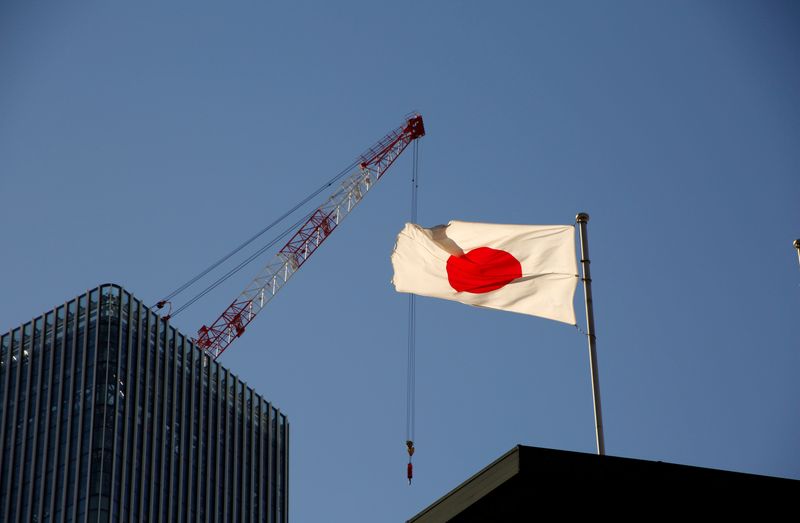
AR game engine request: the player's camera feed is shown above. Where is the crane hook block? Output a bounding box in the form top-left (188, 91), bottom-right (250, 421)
top-left (406, 440), bottom-right (415, 485)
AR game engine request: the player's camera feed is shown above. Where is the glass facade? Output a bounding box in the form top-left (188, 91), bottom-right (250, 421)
top-left (0, 284), bottom-right (289, 522)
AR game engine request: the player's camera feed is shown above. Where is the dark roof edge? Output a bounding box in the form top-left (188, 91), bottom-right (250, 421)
top-left (406, 445), bottom-right (522, 523)
top-left (408, 444), bottom-right (799, 522)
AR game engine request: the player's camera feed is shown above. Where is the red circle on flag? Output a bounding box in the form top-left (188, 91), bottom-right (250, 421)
top-left (446, 247), bottom-right (522, 294)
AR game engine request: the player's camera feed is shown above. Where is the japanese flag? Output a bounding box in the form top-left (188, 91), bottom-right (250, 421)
top-left (391, 221), bottom-right (579, 324)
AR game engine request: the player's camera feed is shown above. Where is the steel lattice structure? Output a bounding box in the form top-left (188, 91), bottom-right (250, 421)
top-left (197, 114), bottom-right (425, 359)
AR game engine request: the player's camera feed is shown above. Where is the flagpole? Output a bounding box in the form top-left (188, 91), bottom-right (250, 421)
top-left (576, 212), bottom-right (605, 456)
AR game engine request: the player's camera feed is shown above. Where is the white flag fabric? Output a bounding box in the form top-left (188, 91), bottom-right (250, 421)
top-left (391, 220), bottom-right (579, 324)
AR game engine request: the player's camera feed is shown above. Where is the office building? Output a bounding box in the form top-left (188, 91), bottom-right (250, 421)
top-left (0, 284), bottom-right (288, 522)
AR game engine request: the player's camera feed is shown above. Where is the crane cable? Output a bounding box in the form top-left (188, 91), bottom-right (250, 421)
top-left (154, 158), bottom-right (361, 315)
top-left (406, 138), bottom-right (420, 485)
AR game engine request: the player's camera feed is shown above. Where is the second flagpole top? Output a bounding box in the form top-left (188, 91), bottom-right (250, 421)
top-left (576, 212), bottom-right (590, 223)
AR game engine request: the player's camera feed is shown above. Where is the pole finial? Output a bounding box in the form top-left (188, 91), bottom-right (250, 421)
top-left (576, 212), bottom-right (590, 224)
top-left (794, 239), bottom-right (800, 250)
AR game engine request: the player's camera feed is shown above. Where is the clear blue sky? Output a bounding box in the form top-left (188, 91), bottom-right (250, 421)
top-left (2, 0), bottom-right (798, 519)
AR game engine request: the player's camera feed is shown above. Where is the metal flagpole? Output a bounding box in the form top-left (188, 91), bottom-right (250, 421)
top-left (576, 212), bottom-right (605, 455)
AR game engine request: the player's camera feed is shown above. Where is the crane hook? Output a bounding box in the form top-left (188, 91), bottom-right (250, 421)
top-left (406, 440), bottom-right (415, 485)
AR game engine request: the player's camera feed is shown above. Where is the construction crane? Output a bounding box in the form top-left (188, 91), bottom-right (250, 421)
top-left (193, 114), bottom-right (425, 360)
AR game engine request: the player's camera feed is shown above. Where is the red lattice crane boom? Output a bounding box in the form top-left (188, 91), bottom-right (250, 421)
top-left (196, 114), bottom-right (425, 359)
